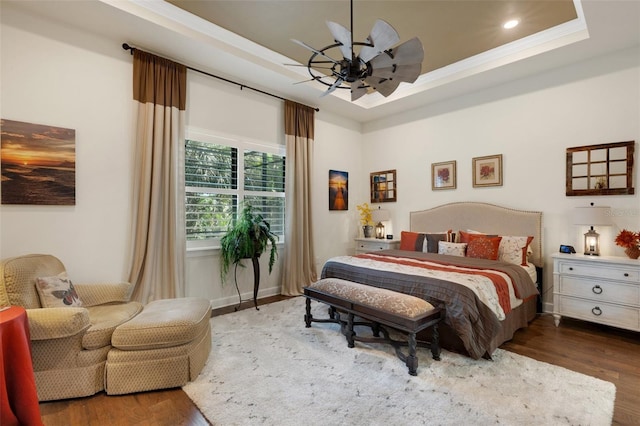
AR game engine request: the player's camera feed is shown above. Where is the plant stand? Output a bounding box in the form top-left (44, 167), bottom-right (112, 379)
top-left (234, 257), bottom-right (260, 311)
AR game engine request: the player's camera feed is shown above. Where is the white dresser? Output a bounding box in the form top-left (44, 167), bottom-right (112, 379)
top-left (552, 253), bottom-right (640, 332)
top-left (354, 238), bottom-right (401, 255)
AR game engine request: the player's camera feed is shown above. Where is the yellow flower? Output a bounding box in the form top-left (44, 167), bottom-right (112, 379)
top-left (356, 203), bottom-right (373, 226)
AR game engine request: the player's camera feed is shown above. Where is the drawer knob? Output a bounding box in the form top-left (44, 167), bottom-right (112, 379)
top-left (624, 273), bottom-right (629, 277)
top-left (591, 306), bottom-right (602, 316)
top-left (592, 285), bottom-right (603, 295)
top-left (568, 267), bottom-right (573, 271)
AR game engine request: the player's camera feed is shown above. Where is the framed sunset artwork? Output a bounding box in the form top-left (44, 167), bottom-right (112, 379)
top-left (1, 119), bottom-right (76, 205)
top-left (329, 169), bottom-right (348, 210)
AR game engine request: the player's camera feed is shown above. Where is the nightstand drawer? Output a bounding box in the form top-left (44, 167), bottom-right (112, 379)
top-left (357, 240), bottom-right (394, 251)
top-left (559, 277), bottom-right (640, 305)
top-left (559, 262), bottom-right (640, 283)
top-left (354, 238), bottom-right (401, 254)
top-left (557, 296), bottom-right (639, 330)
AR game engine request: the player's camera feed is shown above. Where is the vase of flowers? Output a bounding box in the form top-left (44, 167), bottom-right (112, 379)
top-left (614, 229), bottom-right (640, 259)
top-left (356, 202), bottom-right (374, 238)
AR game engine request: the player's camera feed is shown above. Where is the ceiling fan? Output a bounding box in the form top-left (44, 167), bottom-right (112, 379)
top-left (291, 0), bottom-right (424, 101)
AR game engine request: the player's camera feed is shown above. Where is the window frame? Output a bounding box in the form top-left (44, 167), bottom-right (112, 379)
top-left (185, 128), bottom-right (286, 251)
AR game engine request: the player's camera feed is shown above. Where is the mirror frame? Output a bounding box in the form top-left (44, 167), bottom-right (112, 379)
top-left (370, 169), bottom-right (397, 203)
top-left (566, 141), bottom-right (635, 196)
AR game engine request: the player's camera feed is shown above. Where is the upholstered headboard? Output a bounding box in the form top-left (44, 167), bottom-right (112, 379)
top-left (410, 202), bottom-right (543, 268)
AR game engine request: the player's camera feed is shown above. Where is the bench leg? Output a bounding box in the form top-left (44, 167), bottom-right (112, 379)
top-left (345, 313), bottom-right (356, 348)
top-left (406, 332), bottom-right (418, 376)
top-left (431, 324), bottom-right (441, 361)
top-left (304, 297), bottom-right (312, 328)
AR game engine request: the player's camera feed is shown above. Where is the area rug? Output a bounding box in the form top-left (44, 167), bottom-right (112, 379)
top-left (183, 297), bottom-right (615, 425)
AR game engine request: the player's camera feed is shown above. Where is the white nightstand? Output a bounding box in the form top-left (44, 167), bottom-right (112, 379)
top-left (552, 253), bottom-right (640, 332)
top-left (354, 238), bottom-right (401, 255)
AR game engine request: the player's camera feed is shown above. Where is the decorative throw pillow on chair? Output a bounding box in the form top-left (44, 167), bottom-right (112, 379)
top-left (35, 274), bottom-right (83, 307)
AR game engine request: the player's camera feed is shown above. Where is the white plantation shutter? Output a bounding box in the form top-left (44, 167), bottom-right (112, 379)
top-left (185, 134), bottom-right (285, 245)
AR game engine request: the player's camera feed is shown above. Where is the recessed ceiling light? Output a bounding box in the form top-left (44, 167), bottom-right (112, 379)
top-left (503, 19), bottom-right (519, 29)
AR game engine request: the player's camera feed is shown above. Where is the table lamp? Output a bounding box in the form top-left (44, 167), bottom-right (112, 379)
top-left (573, 205), bottom-right (612, 256)
top-left (372, 208), bottom-right (390, 239)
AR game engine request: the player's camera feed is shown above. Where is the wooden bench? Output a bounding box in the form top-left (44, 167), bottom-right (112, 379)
top-left (303, 278), bottom-right (443, 376)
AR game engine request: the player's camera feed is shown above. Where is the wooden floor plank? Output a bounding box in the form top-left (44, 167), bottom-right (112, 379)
top-left (38, 299), bottom-right (639, 425)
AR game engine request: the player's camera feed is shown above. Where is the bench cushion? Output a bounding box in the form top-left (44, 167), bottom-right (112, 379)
top-left (308, 278), bottom-right (434, 319)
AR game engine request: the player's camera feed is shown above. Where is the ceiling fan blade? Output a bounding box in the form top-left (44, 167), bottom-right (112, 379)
top-left (350, 84), bottom-right (368, 101)
top-left (359, 19), bottom-right (400, 63)
top-left (372, 79), bottom-right (400, 97)
top-left (370, 63), bottom-right (422, 83)
top-left (291, 39), bottom-right (340, 65)
top-left (326, 21), bottom-right (352, 59)
top-left (320, 78), bottom-right (345, 97)
top-left (369, 37), bottom-right (424, 69)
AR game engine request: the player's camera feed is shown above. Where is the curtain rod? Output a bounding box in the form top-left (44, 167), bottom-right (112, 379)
top-left (122, 43), bottom-right (319, 112)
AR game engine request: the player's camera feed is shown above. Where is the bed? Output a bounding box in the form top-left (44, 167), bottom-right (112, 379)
top-left (320, 202), bottom-right (543, 359)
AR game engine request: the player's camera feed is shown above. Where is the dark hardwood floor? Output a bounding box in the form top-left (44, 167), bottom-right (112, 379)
top-left (39, 297), bottom-right (640, 425)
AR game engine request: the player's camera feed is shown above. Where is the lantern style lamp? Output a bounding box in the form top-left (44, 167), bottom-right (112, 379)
top-left (372, 208), bottom-right (390, 240)
top-left (573, 205), bottom-right (612, 256)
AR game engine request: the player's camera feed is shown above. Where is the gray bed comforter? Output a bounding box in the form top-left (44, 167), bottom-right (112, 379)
top-left (320, 250), bottom-right (538, 359)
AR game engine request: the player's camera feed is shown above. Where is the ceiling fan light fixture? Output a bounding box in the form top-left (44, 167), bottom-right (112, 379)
top-left (291, 0), bottom-right (423, 101)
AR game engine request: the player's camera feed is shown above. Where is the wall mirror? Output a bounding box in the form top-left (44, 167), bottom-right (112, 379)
top-left (566, 141), bottom-right (635, 196)
top-left (370, 169), bottom-right (397, 203)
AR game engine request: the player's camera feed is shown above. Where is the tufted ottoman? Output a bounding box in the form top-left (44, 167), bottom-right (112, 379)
top-left (104, 297), bottom-right (212, 395)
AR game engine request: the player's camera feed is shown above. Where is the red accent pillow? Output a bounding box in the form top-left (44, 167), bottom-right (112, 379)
top-left (400, 231), bottom-right (420, 251)
top-left (466, 235), bottom-right (503, 260)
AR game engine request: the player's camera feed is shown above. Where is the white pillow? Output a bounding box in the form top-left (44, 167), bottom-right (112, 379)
top-left (498, 235), bottom-right (534, 266)
top-left (438, 241), bottom-right (467, 257)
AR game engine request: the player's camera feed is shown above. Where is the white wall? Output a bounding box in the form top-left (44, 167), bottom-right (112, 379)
top-left (0, 5), bottom-right (364, 308)
top-left (1, 6), bottom-right (134, 282)
top-left (183, 72), bottom-right (364, 307)
top-left (2, 5), bottom-right (639, 312)
top-left (361, 47), bottom-right (640, 309)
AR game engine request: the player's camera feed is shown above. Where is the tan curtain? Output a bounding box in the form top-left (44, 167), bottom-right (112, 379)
top-left (128, 50), bottom-right (187, 303)
top-left (282, 100), bottom-right (317, 295)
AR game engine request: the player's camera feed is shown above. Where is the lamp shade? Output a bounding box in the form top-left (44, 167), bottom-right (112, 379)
top-left (573, 207), bottom-right (612, 226)
top-left (372, 208), bottom-right (390, 223)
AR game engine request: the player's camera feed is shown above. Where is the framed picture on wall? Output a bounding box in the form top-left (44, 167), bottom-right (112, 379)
top-left (431, 160), bottom-right (456, 190)
top-left (329, 170), bottom-right (348, 210)
top-left (1, 119), bottom-right (76, 205)
top-left (472, 154), bottom-right (503, 187)
top-left (370, 169), bottom-right (397, 202)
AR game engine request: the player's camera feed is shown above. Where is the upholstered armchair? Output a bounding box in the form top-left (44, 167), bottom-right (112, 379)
top-left (0, 254), bottom-right (143, 401)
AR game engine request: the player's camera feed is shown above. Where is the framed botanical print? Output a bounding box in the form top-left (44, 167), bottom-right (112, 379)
top-left (472, 154), bottom-right (503, 187)
top-left (431, 160), bottom-right (456, 190)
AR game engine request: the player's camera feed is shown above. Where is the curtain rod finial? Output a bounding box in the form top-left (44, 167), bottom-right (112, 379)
top-left (122, 43), bottom-right (135, 55)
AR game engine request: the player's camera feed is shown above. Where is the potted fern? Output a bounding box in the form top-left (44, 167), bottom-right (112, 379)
top-left (220, 204), bottom-right (278, 310)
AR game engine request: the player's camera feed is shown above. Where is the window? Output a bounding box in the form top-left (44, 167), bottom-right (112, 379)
top-left (185, 130), bottom-right (285, 247)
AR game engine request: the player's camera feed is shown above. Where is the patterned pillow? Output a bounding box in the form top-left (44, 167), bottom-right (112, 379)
top-left (35, 274), bottom-right (83, 308)
top-left (400, 231), bottom-right (425, 251)
top-left (438, 241), bottom-right (467, 257)
top-left (499, 236), bottom-right (534, 266)
top-left (466, 235), bottom-right (503, 260)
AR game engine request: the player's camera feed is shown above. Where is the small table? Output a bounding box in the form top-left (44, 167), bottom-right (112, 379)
top-left (1, 306), bottom-right (43, 426)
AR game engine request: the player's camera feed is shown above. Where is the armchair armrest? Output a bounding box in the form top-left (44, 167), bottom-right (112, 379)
top-left (74, 282), bottom-right (134, 306)
top-left (26, 308), bottom-right (90, 340)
